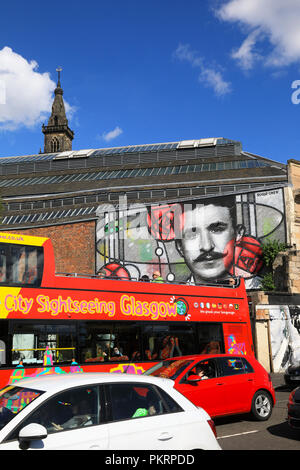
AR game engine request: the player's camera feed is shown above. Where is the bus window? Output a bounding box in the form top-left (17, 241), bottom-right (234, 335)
top-left (79, 321), bottom-right (140, 362)
top-left (11, 246), bottom-right (26, 283)
top-left (10, 321), bottom-right (77, 366)
top-left (11, 246), bottom-right (43, 285)
top-left (0, 244), bottom-right (43, 287)
top-left (197, 323), bottom-right (224, 354)
top-left (0, 247), bottom-right (7, 283)
top-left (142, 324), bottom-right (196, 360)
top-left (0, 341), bottom-right (6, 366)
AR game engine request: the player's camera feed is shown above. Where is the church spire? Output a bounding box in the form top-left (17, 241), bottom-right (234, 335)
top-left (42, 67), bottom-right (74, 153)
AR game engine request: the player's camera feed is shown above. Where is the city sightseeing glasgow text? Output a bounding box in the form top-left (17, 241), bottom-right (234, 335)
top-left (4, 294), bottom-right (178, 320)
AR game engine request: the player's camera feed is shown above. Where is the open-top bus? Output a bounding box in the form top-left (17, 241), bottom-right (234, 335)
top-left (0, 231), bottom-right (254, 388)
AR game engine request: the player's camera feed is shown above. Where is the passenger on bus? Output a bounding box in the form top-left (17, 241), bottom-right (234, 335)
top-left (139, 274), bottom-right (150, 282)
top-left (160, 336), bottom-right (181, 359)
top-left (111, 346), bottom-right (122, 357)
top-left (152, 271), bottom-right (163, 283)
top-left (98, 269), bottom-right (106, 279)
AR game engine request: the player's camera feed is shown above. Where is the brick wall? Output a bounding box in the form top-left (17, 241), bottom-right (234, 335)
top-left (10, 221), bottom-right (96, 275)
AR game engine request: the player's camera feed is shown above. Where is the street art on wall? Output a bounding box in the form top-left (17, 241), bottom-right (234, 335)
top-left (269, 305), bottom-right (300, 372)
top-left (96, 188), bottom-right (286, 289)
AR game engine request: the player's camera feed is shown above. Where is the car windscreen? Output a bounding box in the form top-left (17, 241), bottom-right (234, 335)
top-left (0, 385), bottom-right (44, 430)
top-left (144, 359), bottom-right (193, 380)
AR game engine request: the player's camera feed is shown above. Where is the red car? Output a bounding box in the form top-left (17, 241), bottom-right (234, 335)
top-left (145, 354), bottom-right (276, 421)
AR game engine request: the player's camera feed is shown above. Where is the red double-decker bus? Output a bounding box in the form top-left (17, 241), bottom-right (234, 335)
top-left (0, 231), bottom-right (254, 387)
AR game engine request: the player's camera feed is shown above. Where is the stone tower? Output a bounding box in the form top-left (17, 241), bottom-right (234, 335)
top-left (42, 68), bottom-right (74, 153)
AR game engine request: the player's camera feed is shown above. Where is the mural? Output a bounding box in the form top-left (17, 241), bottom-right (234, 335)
top-left (269, 305), bottom-right (300, 372)
top-left (96, 188), bottom-right (286, 289)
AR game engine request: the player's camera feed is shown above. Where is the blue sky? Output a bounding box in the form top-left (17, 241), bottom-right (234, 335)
top-left (0, 0), bottom-right (300, 164)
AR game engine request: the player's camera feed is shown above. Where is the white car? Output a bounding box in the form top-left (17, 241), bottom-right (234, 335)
top-left (0, 373), bottom-right (221, 450)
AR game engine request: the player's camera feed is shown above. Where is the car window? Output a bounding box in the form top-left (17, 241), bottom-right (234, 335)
top-left (219, 357), bottom-right (247, 376)
top-left (0, 385), bottom-right (43, 431)
top-left (108, 383), bottom-right (181, 422)
top-left (154, 387), bottom-right (183, 414)
top-left (145, 359), bottom-right (193, 379)
top-left (187, 359), bottom-right (218, 380)
top-left (241, 357), bottom-right (254, 373)
top-left (6, 385), bottom-right (99, 441)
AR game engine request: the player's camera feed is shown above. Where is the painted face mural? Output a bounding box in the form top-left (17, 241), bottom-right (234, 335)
top-left (176, 204), bottom-right (236, 282)
top-left (96, 189), bottom-right (286, 289)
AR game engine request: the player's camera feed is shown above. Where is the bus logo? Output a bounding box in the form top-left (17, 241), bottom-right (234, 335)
top-left (174, 298), bottom-right (189, 316)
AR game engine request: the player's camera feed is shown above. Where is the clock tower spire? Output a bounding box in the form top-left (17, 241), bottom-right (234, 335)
top-left (42, 67), bottom-right (74, 153)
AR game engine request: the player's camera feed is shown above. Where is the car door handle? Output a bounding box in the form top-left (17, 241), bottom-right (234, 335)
top-left (216, 382), bottom-right (224, 386)
top-left (158, 432), bottom-right (173, 441)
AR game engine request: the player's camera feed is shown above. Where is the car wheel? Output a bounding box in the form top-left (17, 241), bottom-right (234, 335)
top-left (251, 390), bottom-right (273, 421)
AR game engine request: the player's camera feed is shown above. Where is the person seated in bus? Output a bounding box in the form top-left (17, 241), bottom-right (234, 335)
top-left (131, 350), bottom-right (141, 361)
top-left (111, 345), bottom-right (122, 358)
top-left (200, 341), bottom-right (221, 354)
top-left (97, 269), bottom-right (107, 279)
top-left (102, 340), bottom-right (113, 359)
top-left (139, 274), bottom-right (150, 282)
top-left (152, 271), bottom-right (164, 283)
top-left (159, 336), bottom-right (182, 360)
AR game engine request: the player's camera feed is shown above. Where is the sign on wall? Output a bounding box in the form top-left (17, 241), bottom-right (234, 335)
top-left (96, 188), bottom-right (286, 289)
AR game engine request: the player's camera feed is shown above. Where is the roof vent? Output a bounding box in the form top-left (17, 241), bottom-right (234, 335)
top-left (198, 138), bottom-right (220, 147)
top-left (54, 149), bottom-right (94, 160)
top-left (178, 140), bottom-right (198, 149)
top-left (178, 138), bottom-right (222, 149)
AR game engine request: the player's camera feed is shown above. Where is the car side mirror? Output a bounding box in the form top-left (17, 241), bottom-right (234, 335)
top-left (18, 423), bottom-right (48, 450)
top-left (185, 374), bottom-right (202, 385)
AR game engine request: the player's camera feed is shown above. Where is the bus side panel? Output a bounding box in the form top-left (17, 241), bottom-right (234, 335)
top-left (223, 323), bottom-right (254, 356)
top-left (0, 361), bottom-right (158, 389)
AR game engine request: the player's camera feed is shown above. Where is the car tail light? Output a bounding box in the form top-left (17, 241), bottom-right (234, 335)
top-left (289, 390), bottom-right (296, 405)
top-left (208, 419), bottom-right (217, 438)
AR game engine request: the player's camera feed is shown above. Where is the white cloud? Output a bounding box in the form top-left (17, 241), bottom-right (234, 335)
top-left (231, 29), bottom-right (262, 70)
top-left (0, 47), bottom-right (74, 131)
top-left (101, 126), bottom-right (123, 142)
top-left (217, 0), bottom-right (300, 68)
top-left (173, 43), bottom-right (232, 96)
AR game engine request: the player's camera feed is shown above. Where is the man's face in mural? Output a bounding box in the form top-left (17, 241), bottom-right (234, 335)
top-left (176, 203), bottom-right (239, 282)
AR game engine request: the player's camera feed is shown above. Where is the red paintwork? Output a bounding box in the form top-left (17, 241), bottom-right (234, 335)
top-left (150, 354), bottom-right (276, 419)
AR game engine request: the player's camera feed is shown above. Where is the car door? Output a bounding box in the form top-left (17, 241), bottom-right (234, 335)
top-left (175, 359), bottom-right (226, 417)
top-left (216, 356), bottom-right (255, 414)
top-left (0, 385), bottom-right (109, 450)
top-left (105, 382), bottom-right (190, 450)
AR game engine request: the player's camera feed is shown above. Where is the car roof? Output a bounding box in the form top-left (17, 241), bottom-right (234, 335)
top-left (8, 372), bottom-right (175, 393)
top-left (163, 354), bottom-right (251, 361)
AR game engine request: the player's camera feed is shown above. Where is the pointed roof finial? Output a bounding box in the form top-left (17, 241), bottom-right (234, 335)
top-left (56, 66), bottom-right (62, 87)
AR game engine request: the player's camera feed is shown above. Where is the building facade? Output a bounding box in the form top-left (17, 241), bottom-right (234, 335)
top-left (0, 138), bottom-right (288, 286)
top-left (1, 78), bottom-right (299, 372)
